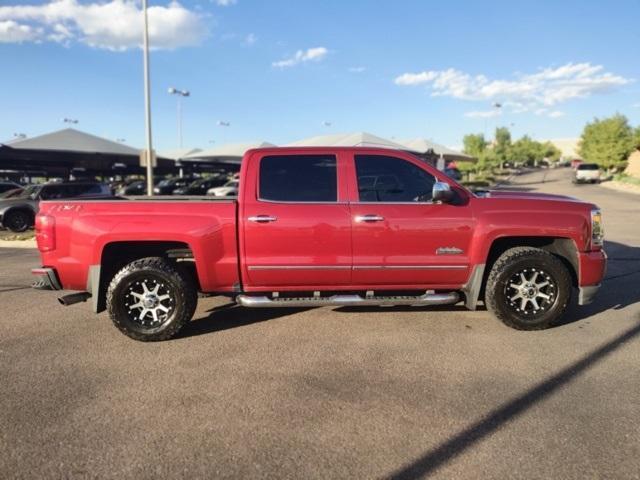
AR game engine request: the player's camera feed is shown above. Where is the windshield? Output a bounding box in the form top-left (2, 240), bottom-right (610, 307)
top-left (17, 185), bottom-right (40, 198)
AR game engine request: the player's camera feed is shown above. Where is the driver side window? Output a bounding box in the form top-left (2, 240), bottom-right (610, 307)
top-left (355, 154), bottom-right (435, 202)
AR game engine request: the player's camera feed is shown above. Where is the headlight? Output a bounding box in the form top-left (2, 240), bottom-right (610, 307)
top-left (591, 208), bottom-right (604, 248)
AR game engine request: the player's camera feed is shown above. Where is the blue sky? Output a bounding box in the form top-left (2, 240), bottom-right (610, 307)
top-left (1, 0), bottom-right (639, 151)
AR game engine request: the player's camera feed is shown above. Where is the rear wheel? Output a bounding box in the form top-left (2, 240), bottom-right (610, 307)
top-left (4, 210), bottom-right (32, 232)
top-left (106, 257), bottom-right (197, 341)
top-left (485, 247), bottom-right (571, 330)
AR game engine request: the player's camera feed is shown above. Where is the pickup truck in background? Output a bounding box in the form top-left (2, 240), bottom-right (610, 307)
top-left (32, 147), bottom-right (607, 341)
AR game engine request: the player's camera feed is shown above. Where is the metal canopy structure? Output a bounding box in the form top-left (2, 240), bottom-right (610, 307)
top-left (0, 128), bottom-right (176, 180)
top-left (398, 138), bottom-right (476, 162)
top-left (287, 132), bottom-right (417, 152)
top-left (184, 141), bottom-right (276, 165)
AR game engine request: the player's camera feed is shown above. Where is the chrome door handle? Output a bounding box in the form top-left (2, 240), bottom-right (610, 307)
top-left (248, 215), bottom-right (278, 223)
top-left (354, 214), bottom-right (384, 223)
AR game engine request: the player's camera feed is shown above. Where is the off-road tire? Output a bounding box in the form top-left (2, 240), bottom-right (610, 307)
top-left (485, 247), bottom-right (571, 330)
top-left (4, 210), bottom-right (32, 232)
top-left (106, 257), bottom-right (197, 341)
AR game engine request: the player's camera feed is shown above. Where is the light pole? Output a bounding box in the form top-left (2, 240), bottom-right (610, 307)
top-left (63, 118), bottom-right (78, 124)
top-left (168, 87), bottom-right (190, 148)
top-left (142, 0), bottom-right (154, 196)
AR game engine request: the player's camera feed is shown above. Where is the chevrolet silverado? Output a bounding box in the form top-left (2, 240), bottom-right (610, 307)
top-left (32, 147), bottom-right (606, 341)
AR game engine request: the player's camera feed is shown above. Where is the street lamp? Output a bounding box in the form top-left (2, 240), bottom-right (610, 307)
top-left (63, 118), bottom-right (79, 124)
top-left (13, 133), bottom-right (26, 139)
top-left (142, 0), bottom-right (154, 196)
top-left (216, 120), bottom-right (230, 127)
top-left (168, 87), bottom-right (190, 148)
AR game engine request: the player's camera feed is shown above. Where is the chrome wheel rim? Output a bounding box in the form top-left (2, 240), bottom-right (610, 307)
top-left (124, 278), bottom-right (174, 328)
top-left (505, 267), bottom-right (557, 317)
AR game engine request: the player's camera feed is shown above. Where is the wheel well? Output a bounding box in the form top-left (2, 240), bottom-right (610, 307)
top-left (483, 237), bottom-right (579, 293)
top-left (96, 241), bottom-right (198, 313)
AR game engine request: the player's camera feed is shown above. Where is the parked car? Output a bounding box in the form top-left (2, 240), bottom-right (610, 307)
top-left (32, 147), bottom-right (606, 341)
top-left (571, 159), bottom-right (584, 169)
top-left (118, 180), bottom-right (147, 196)
top-left (207, 179), bottom-right (239, 197)
top-left (173, 177), bottom-right (228, 195)
top-left (0, 181), bottom-right (21, 195)
top-left (153, 176), bottom-right (198, 195)
top-left (574, 163), bottom-right (602, 184)
top-left (0, 187), bottom-right (24, 199)
top-left (0, 182), bottom-right (112, 232)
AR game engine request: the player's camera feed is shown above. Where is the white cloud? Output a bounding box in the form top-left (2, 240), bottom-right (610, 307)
top-left (272, 46), bottom-right (328, 68)
top-left (548, 110), bottom-right (566, 118)
top-left (0, 0), bottom-right (208, 51)
top-left (395, 62), bottom-right (632, 114)
top-left (464, 109), bottom-right (502, 118)
top-left (243, 32), bottom-right (256, 46)
top-left (213, 0), bottom-right (237, 5)
top-left (633, 102), bottom-right (640, 108)
top-left (348, 66), bottom-right (366, 73)
top-left (0, 20), bottom-right (42, 43)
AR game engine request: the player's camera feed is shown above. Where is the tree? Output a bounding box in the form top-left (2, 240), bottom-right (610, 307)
top-left (542, 141), bottom-right (562, 162)
top-left (510, 135), bottom-right (539, 166)
top-left (462, 133), bottom-right (487, 159)
top-left (493, 127), bottom-right (512, 167)
top-left (578, 114), bottom-right (635, 169)
top-left (633, 126), bottom-right (640, 150)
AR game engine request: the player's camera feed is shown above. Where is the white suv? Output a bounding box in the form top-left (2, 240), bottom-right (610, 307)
top-left (574, 163), bottom-right (601, 184)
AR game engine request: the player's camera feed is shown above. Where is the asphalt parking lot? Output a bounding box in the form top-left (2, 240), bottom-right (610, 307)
top-left (1, 167), bottom-right (639, 479)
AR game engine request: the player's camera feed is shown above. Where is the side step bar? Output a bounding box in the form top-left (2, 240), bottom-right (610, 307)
top-left (236, 292), bottom-right (459, 308)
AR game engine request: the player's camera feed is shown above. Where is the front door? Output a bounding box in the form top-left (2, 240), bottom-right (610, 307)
top-left (241, 152), bottom-right (352, 288)
top-left (349, 153), bottom-right (474, 287)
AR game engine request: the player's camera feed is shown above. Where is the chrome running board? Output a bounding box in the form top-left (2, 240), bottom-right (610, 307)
top-left (236, 291), bottom-right (459, 308)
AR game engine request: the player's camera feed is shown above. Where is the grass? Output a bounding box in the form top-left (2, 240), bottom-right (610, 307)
top-left (614, 173), bottom-right (640, 186)
top-left (0, 229), bottom-right (35, 241)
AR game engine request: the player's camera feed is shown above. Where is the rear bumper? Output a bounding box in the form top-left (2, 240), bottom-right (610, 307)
top-left (31, 267), bottom-right (62, 291)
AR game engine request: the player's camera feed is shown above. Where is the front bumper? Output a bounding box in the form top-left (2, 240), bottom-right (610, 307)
top-left (578, 284), bottom-right (600, 305)
top-left (577, 249), bottom-right (607, 305)
top-left (31, 267), bottom-right (62, 291)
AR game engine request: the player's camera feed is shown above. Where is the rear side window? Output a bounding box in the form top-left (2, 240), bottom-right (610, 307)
top-left (259, 154), bottom-right (337, 202)
top-left (355, 155), bottom-right (435, 202)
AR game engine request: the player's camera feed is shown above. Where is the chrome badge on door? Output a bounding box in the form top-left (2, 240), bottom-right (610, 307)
top-left (436, 247), bottom-right (463, 255)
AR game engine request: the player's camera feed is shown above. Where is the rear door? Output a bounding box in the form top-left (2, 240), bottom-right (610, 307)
top-left (240, 152), bottom-right (352, 289)
top-left (349, 153), bottom-right (474, 287)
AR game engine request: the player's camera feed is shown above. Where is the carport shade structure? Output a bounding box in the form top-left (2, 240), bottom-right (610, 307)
top-left (0, 128), bottom-right (176, 180)
top-left (398, 138), bottom-right (476, 164)
top-left (182, 141), bottom-right (276, 167)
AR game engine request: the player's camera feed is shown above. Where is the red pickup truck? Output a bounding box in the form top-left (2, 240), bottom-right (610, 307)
top-left (32, 147), bottom-right (606, 341)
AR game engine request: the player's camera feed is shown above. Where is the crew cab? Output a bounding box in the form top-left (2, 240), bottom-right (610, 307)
top-left (32, 147), bottom-right (607, 341)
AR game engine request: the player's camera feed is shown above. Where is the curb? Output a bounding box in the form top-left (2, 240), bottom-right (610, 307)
top-left (599, 180), bottom-right (640, 195)
top-left (0, 239), bottom-right (37, 249)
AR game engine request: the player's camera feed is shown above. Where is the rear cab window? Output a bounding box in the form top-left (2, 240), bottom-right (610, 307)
top-left (259, 154), bottom-right (338, 202)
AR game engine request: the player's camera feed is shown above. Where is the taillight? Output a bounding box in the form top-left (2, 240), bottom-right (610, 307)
top-left (35, 214), bottom-right (56, 252)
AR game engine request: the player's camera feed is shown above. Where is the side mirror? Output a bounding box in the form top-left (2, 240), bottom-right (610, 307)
top-left (432, 181), bottom-right (454, 203)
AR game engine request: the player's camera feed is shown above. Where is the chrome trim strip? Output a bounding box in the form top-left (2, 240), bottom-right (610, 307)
top-left (248, 265), bottom-right (351, 271)
top-left (353, 265), bottom-right (468, 270)
top-left (249, 265), bottom-right (468, 271)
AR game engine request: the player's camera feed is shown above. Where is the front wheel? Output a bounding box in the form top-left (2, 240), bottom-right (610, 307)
top-left (106, 257), bottom-right (197, 341)
top-left (485, 247), bottom-right (571, 330)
